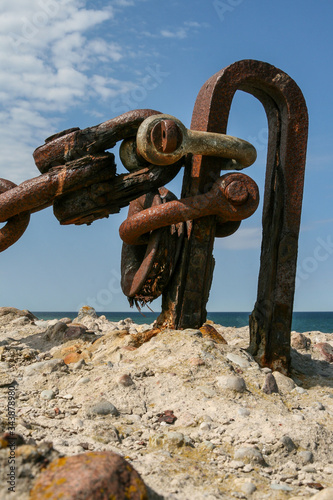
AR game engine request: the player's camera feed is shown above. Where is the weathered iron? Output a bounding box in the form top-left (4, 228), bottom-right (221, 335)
top-left (0, 59), bottom-right (308, 374)
top-left (155, 59), bottom-right (308, 373)
top-left (136, 114), bottom-right (256, 168)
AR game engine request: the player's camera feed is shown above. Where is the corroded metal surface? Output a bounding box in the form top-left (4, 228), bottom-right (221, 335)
top-left (136, 114), bottom-right (256, 168)
top-left (159, 59), bottom-right (308, 373)
top-left (119, 173), bottom-right (259, 245)
top-left (0, 180), bottom-right (30, 253)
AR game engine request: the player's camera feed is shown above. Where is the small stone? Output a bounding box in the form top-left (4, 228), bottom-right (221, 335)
top-left (241, 482), bottom-right (256, 495)
top-left (24, 359), bottom-right (64, 376)
top-left (216, 375), bottom-right (246, 393)
top-left (29, 451), bottom-right (148, 499)
top-left (272, 371), bottom-right (296, 393)
top-left (40, 390), bottom-right (55, 400)
top-left (311, 488), bottom-right (333, 500)
top-left (243, 464), bottom-right (254, 472)
top-left (262, 373), bottom-right (279, 394)
top-left (62, 394), bottom-right (73, 400)
top-left (313, 343), bottom-right (333, 363)
top-left (0, 372), bottom-right (16, 387)
top-left (298, 450), bottom-right (313, 464)
top-left (88, 401), bottom-right (119, 416)
top-left (166, 432), bottom-right (184, 447)
top-left (59, 317), bottom-right (72, 324)
top-left (201, 440), bottom-right (215, 451)
top-left (280, 435), bottom-right (297, 452)
top-left (226, 353), bottom-right (250, 368)
top-left (323, 466), bottom-right (333, 474)
top-left (200, 324), bottom-right (227, 344)
top-left (238, 407), bottom-right (250, 417)
top-left (200, 422), bottom-right (211, 431)
top-left (107, 361), bottom-right (113, 368)
top-left (157, 410), bottom-right (177, 424)
top-left (314, 401), bottom-right (325, 410)
top-left (261, 367), bottom-right (272, 373)
top-left (76, 376), bottom-right (90, 385)
top-left (234, 447), bottom-right (265, 465)
top-left (72, 359), bottom-right (87, 370)
top-left (189, 357), bottom-right (205, 366)
top-left (63, 352), bottom-right (83, 365)
top-left (291, 332), bottom-right (311, 350)
top-left (117, 374), bottom-right (134, 387)
top-left (270, 483), bottom-right (293, 491)
top-left (228, 460), bottom-right (244, 469)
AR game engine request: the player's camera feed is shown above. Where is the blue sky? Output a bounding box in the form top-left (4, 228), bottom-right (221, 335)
top-left (0, 0), bottom-right (332, 313)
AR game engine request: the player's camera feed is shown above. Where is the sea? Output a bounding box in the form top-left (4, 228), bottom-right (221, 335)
top-left (32, 311), bottom-right (333, 334)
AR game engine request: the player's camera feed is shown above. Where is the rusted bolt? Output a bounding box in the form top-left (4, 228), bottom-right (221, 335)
top-left (225, 179), bottom-right (249, 205)
top-left (150, 119), bottom-right (183, 153)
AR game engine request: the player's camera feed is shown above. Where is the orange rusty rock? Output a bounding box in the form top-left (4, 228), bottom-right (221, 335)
top-left (199, 324), bottom-right (227, 344)
top-left (63, 352), bottom-right (82, 365)
top-left (129, 328), bottom-right (162, 348)
top-left (29, 451), bottom-right (148, 499)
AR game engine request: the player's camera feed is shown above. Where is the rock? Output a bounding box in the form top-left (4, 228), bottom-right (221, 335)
top-left (11, 316), bottom-right (31, 326)
top-left (298, 450), bottom-right (314, 464)
top-left (40, 390), bottom-right (56, 400)
top-left (0, 372), bottom-right (16, 386)
top-left (270, 483), bottom-right (293, 491)
top-left (234, 447), bottom-right (266, 465)
top-left (166, 432), bottom-right (184, 447)
top-left (63, 352), bottom-right (83, 365)
top-left (45, 321), bottom-right (68, 341)
top-left (117, 374), bottom-right (134, 387)
top-left (24, 359), bottom-right (65, 376)
top-left (272, 371), bottom-right (296, 392)
top-left (241, 482), bottom-right (257, 495)
top-left (200, 324), bottom-right (227, 344)
top-left (226, 352), bottom-right (250, 368)
top-left (311, 488), bottom-right (333, 500)
top-left (29, 451), bottom-right (148, 499)
top-left (262, 373), bottom-right (279, 394)
top-left (238, 407), bottom-right (250, 417)
top-left (280, 435), bottom-right (297, 452)
top-left (291, 332), bottom-right (311, 349)
top-left (216, 375), bottom-right (246, 392)
top-left (0, 307), bottom-right (36, 325)
top-left (313, 343), bottom-right (333, 363)
top-left (63, 325), bottom-right (88, 341)
top-left (200, 422), bottom-right (211, 431)
top-left (59, 317), bottom-right (72, 324)
top-left (88, 400), bottom-right (119, 416)
top-left (77, 305), bottom-right (98, 321)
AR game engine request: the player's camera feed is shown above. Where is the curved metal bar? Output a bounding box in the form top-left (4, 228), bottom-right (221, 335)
top-left (0, 179), bottom-right (30, 252)
top-left (161, 59), bottom-right (308, 372)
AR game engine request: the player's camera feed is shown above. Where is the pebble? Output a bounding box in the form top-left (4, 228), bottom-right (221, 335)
top-left (200, 422), bottom-right (211, 431)
top-left (76, 377), bottom-right (91, 385)
top-left (88, 401), bottom-right (119, 416)
top-left (280, 435), bottom-right (296, 452)
top-left (262, 373), bottom-right (279, 394)
top-left (117, 374), bottom-right (134, 387)
top-left (291, 332), bottom-right (311, 350)
top-left (314, 401), bottom-right (325, 410)
top-left (216, 375), bottom-right (247, 393)
top-left (234, 447), bottom-right (266, 465)
top-left (241, 482), bottom-right (257, 495)
top-left (77, 305), bottom-right (97, 321)
top-left (24, 359), bottom-right (64, 376)
top-left (40, 390), bottom-right (55, 400)
top-left (238, 407), bottom-right (250, 417)
top-left (313, 343), bottom-right (333, 363)
top-left (298, 450), bottom-right (313, 464)
top-left (272, 371), bottom-right (296, 392)
top-left (226, 352), bottom-right (250, 368)
top-left (270, 483), bottom-right (293, 491)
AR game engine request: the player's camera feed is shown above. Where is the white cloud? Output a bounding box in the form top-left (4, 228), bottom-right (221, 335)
top-left (215, 227), bottom-right (262, 250)
top-left (0, 0), bottom-right (137, 183)
top-left (160, 28), bottom-right (187, 39)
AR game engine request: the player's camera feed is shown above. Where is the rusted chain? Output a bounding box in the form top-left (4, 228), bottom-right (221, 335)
top-left (0, 179), bottom-right (30, 252)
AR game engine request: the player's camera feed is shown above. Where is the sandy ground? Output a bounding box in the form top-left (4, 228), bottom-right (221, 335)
top-left (0, 307), bottom-right (332, 499)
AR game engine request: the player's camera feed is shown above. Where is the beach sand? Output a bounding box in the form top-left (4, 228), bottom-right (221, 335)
top-left (0, 306), bottom-right (332, 499)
